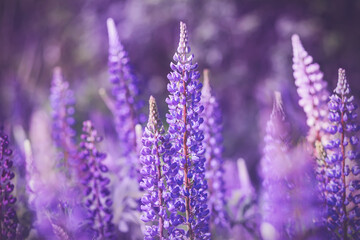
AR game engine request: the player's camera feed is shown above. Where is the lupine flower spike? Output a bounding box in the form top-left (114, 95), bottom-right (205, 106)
top-left (261, 93), bottom-right (319, 239)
top-left (237, 158), bottom-right (255, 198)
top-left (106, 18), bottom-right (142, 175)
top-left (260, 92), bottom-right (319, 239)
top-left (140, 96), bottom-right (170, 239)
top-left (200, 69), bottom-right (228, 230)
top-left (166, 21), bottom-right (210, 239)
top-left (50, 67), bottom-right (77, 170)
top-left (261, 92), bottom-right (291, 239)
top-left (236, 158), bottom-right (260, 238)
top-left (323, 68), bottom-right (360, 239)
top-left (0, 130), bottom-right (18, 239)
top-left (79, 121), bottom-right (114, 239)
top-left (291, 34), bottom-right (329, 144)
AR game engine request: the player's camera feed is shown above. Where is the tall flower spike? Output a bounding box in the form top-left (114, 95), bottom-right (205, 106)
top-left (323, 68), bottom-right (360, 239)
top-left (261, 92), bottom-right (318, 239)
top-left (237, 158), bottom-right (255, 198)
top-left (50, 67), bottom-right (77, 169)
top-left (291, 34), bottom-right (329, 143)
top-left (106, 18), bottom-right (142, 175)
top-left (140, 96), bottom-right (171, 239)
top-left (0, 130), bottom-right (18, 239)
top-left (79, 121), bottom-right (114, 239)
top-left (261, 92), bottom-right (291, 239)
top-left (199, 70), bottom-right (228, 230)
top-left (165, 22), bottom-right (210, 240)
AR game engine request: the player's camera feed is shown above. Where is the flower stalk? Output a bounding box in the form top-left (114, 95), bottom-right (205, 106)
top-left (140, 96), bottom-right (170, 239)
top-left (323, 68), bottom-right (360, 239)
top-left (291, 34), bottom-right (329, 144)
top-left (165, 21), bottom-right (210, 240)
top-left (200, 69), bottom-right (228, 230)
top-left (79, 121), bottom-right (114, 239)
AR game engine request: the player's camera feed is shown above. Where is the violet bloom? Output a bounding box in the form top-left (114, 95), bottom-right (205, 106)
top-left (323, 68), bottom-right (360, 239)
top-left (0, 131), bottom-right (18, 239)
top-left (292, 34), bottom-right (329, 143)
top-left (261, 92), bottom-right (319, 239)
top-left (199, 70), bottom-right (227, 229)
top-left (140, 96), bottom-right (171, 239)
top-left (79, 120), bottom-right (114, 239)
top-left (106, 18), bottom-right (142, 174)
top-left (166, 22), bottom-right (210, 240)
top-left (261, 92), bottom-right (292, 239)
top-left (50, 67), bottom-right (76, 168)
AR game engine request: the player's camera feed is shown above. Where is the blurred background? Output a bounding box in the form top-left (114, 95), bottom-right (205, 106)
top-left (1, 0), bottom-right (360, 187)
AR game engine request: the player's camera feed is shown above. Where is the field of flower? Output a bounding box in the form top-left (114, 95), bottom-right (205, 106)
top-left (1, 1), bottom-right (360, 239)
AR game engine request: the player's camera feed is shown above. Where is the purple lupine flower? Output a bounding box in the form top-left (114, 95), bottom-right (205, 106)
top-left (79, 120), bottom-right (114, 239)
top-left (0, 130), bottom-right (18, 239)
top-left (261, 92), bottom-right (292, 239)
top-left (199, 70), bottom-right (228, 230)
top-left (292, 34), bottom-right (329, 144)
top-left (323, 68), bottom-right (360, 239)
top-left (50, 67), bottom-right (77, 169)
top-left (106, 18), bottom-right (142, 175)
top-left (261, 92), bottom-right (318, 239)
top-left (292, 36), bottom-right (333, 229)
top-left (237, 158), bottom-right (255, 199)
top-left (140, 96), bottom-right (171, 239)
top-left (233, 158), bottom-right (260, 238)
top-left (165, 22), bottom-right (210, 240)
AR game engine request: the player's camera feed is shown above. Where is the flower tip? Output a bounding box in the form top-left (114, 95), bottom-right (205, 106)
top-left (273, 91), bottom-right (285, 116)
top-left (274, 91), bottom-right (282, 104)
top-left (338, 67), bottom-right (346, 86)
top-left (52, 66), bottom-right (63, 85)
top-left (201, 69), bottom-right (211, 97)
top-left (106, 18), bottom-right (119, 47)
top-left (291, 34), bottom-right (300, 43)
top-left (335, 67), bottom-right (349, 95)
top-left (53, 66), bottom-right (62, 76)
top-left (106, 18), bottom-right (115, 31)
top-left (149, 95), bottom-right (156, 105)
top-left (203, 69), bottom-right (209, 84)
top-left (24, 139), bottom-right (32, 157)
top-left (291, 34), bottom-right (304, 53)
top-left (180, 21), bottom-right (187, 36)
top-left (147, 96), bottom-right (162, 131)
top-left (180, 21), bottom-right (186, 29)
top-left (176, 21), bottom-right (191, 55)
top-left (149, 96), bottom-right (157, 112)
top-left (338, 67), bottom-right (345, 78)
top-left (203, 69), bottom-right (210, 88)
top-left (149, 96), bottom-right (159, 116)
top-left (83, 120), bottom-right (92, 129)
top-left (237, 158), bottom-right (254, 195)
